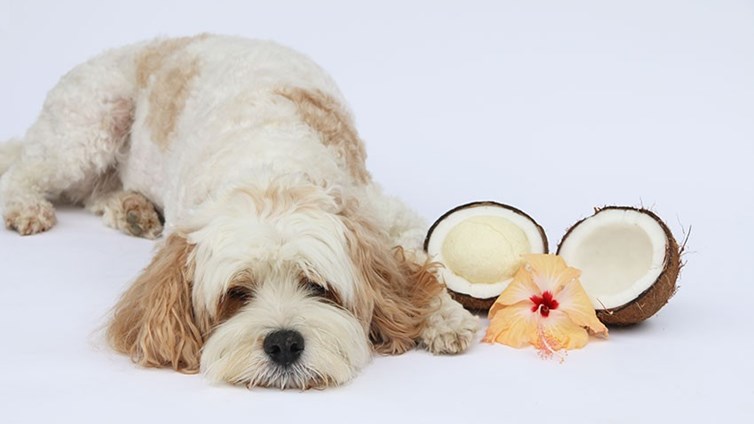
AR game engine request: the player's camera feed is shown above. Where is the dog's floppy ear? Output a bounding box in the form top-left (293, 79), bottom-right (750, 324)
top-left (107, 233), bottom-right (208, 372)
top-left (343, 210), bottom-right (443, 355)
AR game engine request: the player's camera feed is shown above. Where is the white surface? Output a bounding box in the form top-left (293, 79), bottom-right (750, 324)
top-left (1, 1), bottom-right (753, 423)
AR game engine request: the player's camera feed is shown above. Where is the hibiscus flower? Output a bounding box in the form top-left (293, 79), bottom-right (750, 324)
top-left (483, 254), bottom-right (608, 358)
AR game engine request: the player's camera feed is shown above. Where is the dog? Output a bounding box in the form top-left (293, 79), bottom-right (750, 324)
top-left (0, 35), bottom-right (479, 389)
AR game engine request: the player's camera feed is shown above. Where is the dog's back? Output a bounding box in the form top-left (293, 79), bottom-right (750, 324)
top-left (122, 35), bottom-right (360, 222)
top-left (1, 35), bottom-right (367, 232)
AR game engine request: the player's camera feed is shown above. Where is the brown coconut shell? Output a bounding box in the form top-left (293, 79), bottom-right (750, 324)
top-left (446, 291), bottom-right (499, 312)
top-left (557, 206), bottom-right (681, 326)
top-left (424, 201), bottom-right (549, 312)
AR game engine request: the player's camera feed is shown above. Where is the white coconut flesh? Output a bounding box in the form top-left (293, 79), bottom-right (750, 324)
top-left (426, 205), bottom-right (547, 299)
top-left (558, 209), bottom-right (668, 310)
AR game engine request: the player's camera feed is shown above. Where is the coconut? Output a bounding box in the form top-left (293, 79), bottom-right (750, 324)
top-left (424, 201), bottom-right (548, 311)
top-left (557, 206), bottom-right (680, 326)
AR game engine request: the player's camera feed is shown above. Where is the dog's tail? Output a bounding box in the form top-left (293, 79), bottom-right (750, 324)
top-left (0, 138), bottom-right (23, 176)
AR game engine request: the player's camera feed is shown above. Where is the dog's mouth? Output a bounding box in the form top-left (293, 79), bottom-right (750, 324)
top-left (242, 363), bottom-right (336, 390)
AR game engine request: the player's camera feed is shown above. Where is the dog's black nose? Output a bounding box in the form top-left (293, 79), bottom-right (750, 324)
top-left (263, 329), bottom-right (305, 366)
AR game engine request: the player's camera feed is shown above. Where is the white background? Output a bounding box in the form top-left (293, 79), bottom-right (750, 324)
top-left (1, 1), bottom-right (752, 423)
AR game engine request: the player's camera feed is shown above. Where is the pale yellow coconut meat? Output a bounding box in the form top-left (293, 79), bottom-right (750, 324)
top-left (425, 202), bottom-right (548, 304)
top-left (441, 216), bottom-right (530, 284)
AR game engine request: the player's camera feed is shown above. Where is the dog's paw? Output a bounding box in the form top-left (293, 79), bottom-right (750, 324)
top-left (4, 201), bottom-right (57, 236)
top-left (420, 293), bottom-right (480, 355)
top-left (103, 192), bottom-right (163, 239)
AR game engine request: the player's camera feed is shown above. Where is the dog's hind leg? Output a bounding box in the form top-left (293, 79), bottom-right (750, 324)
top-left (0, 51), bottom-right (136, 236)
top-left (0, 139), bottom-right (23, 176)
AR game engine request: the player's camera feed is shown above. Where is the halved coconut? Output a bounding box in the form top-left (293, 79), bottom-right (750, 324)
top-left (557, 206), bottom-right (680, 325)
top-left (424, 201), bottom-right (548, 311)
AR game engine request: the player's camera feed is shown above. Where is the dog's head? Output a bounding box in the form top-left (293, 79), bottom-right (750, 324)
top-left (107, 176), bottom-right (442, 389)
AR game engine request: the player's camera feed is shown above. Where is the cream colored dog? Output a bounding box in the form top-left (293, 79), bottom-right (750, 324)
top-left (0, 35), bottom-right (478, 389)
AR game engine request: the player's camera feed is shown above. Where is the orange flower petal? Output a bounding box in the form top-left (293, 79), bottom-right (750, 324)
top-left (538, 310), bottom-right (590, 350)
top-left (557, 280), bottom-right (609, 338)
top-left (525, 254), bottom-right (581, 294)
top-left (490, 266), bottom-right (540, 308)
top-left (483, 304), bottom-right (537, 348)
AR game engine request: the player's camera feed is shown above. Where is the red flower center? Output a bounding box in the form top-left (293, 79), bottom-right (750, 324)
top-left (530, 291), bottom-right (559, 318)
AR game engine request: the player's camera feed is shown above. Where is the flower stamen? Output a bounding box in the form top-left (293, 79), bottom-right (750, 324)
top-left (536, 323), bottom-right (566, 363)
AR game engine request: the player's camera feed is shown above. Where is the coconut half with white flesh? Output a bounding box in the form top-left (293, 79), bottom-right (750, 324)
top-left (557, 206), bottom-right (680, 326)
top-left (424, 201), bottom-right (548, 311)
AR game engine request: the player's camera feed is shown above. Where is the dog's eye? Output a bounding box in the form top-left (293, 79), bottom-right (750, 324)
top-left (301, 278), bottom-right (342, 305)
top-left (217, 285), bottom-right (254, 323)
top-left (301, 278), bottom-right (328, 298)
top-left (227, 286), bottom-right (253, 302)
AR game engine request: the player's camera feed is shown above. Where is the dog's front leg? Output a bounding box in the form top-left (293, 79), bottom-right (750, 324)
top-left (362, 186), bottom-right (480, 354)
top-left (420, 290), bottom-right (480, 354)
